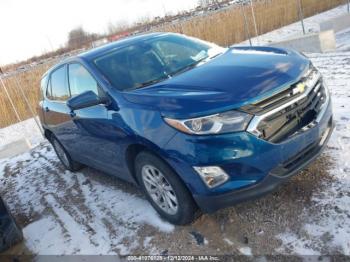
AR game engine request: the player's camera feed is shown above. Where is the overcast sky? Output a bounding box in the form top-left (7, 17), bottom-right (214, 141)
top-left (0, 0), bottom-right (198, 65)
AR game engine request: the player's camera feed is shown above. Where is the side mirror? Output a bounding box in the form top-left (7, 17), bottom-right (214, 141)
top-left (67, 91), bottom-right (109, 111)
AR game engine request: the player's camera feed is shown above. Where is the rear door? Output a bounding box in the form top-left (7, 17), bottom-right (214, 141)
top-left (38, 74), bottom-right (49, 125)
top-left (42, 65), bottom-right (74, 151)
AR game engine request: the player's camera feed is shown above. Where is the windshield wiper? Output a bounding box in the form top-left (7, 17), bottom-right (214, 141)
top-left (170, 57), bottom-right (208, 77)
top-left (133, 75), bottom-right (170, 89)
top-left (129, 53), bottom-right (223, 90)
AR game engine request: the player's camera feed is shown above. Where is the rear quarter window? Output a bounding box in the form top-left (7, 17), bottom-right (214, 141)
top-left (40, 75), bottom-right (49, 100)
top-left (48, 65), bottom-right (70, 101)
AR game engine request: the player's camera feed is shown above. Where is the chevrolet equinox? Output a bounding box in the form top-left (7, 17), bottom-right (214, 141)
top-left (38, 33), bottom-right (333, 225)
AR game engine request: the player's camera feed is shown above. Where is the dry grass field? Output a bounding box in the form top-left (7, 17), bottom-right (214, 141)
top-left (0, 0), bottom-right (346, 128)
top-left (0, 62), bottom-right (55, 128)
top-left (158, 0), bottom-right (346, 46)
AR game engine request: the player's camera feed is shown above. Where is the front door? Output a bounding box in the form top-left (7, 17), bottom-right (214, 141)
top-left (65, 63), bottom-right (125, 176)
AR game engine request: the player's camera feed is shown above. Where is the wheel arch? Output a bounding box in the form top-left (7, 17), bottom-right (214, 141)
top-left (125, 143), bottom-right (188, 189)
top-left (43, 128), bottom-right (54, 141)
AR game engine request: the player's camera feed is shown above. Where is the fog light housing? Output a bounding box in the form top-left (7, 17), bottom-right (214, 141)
top-left (193, 166), bottom-right (229, 188)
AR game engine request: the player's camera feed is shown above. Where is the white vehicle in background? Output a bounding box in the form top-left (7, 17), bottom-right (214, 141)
top-left (92, 38), bottom-right (109, 48)
top-left (17, 66), bottom-right (27, 72)
top-left (30, 62), bottom-right (38, 68)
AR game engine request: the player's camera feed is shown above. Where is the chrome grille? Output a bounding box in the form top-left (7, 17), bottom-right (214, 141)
top-left (243, 68), bottom-right (328, 143)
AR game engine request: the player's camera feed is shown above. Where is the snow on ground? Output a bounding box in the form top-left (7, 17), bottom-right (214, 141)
top-left (244, 5), bottom-right (350, 254)
top-left (0, 145), bottom-right (173, 255)
top-left (240, 4), bottom-right (350, 46)
top-left (241, 10), bottom-right (350, 255)
top-left (277, 52), bottom-right (350, 255)
top-left (337, 28), bottom-right (350, 51)
top-left (0, 118), bottom-right (43, 149)
top-left (0, 4), bottom-right (349, 257)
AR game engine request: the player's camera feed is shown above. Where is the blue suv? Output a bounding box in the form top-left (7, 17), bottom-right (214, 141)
top-left (38, 33), bottom-right (333, 224)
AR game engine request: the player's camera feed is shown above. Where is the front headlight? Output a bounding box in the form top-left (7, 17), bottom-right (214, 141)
top-left (164, 110), bottom-right (253, 135)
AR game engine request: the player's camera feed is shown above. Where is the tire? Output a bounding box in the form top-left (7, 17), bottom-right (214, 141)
top-left (135, 151), bottom-right (199, 225)
top-left (0, 199), bottom-right (23, 252)
top-left (51, 136), bottom-right (83, 172)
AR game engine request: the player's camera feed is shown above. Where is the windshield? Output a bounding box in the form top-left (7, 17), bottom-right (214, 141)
top-left (94, 34), bottom-right (225, 91)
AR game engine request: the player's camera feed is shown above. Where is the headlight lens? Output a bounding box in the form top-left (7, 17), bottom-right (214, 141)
top-left (164, 110), bottom-right (253, 135)
top-left (301, 63), bottom-right (320, 88)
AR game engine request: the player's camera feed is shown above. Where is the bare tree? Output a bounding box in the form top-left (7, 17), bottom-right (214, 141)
top-left (67, 27), bottom-right (95, 49)
top-left (107, 20), bottom-right (130, 35)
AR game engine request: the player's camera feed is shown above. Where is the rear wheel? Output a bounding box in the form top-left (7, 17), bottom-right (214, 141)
top-left (135, 151), bottom-right (199, 225)
top-left (51, 136), bottom-right (82, 172)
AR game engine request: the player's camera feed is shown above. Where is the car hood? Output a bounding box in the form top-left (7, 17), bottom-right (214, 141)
top-left (122, 46), bottom-right (310, 119)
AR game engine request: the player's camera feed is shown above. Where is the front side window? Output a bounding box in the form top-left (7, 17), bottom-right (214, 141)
top-left (94, 34), bottom-right (225, 91)
top-left (49, 66), bottom-right (70, 101)
top-left (68, 63), bottom-right (99, 97)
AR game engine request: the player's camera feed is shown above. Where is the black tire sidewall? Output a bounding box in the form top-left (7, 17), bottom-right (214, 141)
top-left (135, 151), bottom-right (198, 225)
top-left (51, 136), bottom-right (82, 172)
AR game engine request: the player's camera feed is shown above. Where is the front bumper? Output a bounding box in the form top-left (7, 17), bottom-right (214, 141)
top-left (164, 91), bottom-right (334, 213)
top-left (194, 117), bottom-right (334, 213)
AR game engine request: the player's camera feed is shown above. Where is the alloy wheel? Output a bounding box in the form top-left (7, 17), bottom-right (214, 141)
top-left (141, 164), bottom-right (179, 215)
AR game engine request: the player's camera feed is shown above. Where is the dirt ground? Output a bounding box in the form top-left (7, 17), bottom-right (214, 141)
top-left (0, 141), bottom-right (337, 258)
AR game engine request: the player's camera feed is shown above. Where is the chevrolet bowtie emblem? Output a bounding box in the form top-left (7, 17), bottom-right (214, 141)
top-left (293, 83), bottom-right (306, 95)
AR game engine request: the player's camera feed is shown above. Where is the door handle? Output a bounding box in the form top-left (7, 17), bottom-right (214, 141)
top-left (44, 107), bottom-right (50, 112)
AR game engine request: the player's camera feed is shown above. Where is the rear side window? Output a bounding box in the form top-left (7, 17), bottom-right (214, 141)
top-left (48, 66), bottom-right (70, 101)
top-left (68, 63), bottom-right (99, 97)
top-left (46, 78), bottom-right (52, 98)
top-left (40, 75), bottom-right (49, 100)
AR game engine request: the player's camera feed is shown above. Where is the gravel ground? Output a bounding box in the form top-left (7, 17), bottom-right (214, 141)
top-left (0, 142), bottom-right (334, 257)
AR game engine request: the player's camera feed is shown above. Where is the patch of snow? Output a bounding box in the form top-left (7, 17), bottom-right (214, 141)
top-left (238, 246), bottom-right (252, 256)
top-left (143, 236), bottom-right (153, 248)
top-left (277, 52), bottom-right (350, 255)
top-left (0, 118), bottom-right (43, 148)
top-left (0, 143), bottom-right (173, 255)
top-left (23, 217), bottom-right (72, 255)
top-left (276, 232), bottom-right (320, 255)
top-left (224, 237), bottom-right (253, 255)
top-left (240, 4), bottom-right (350, 46)
top-left (336, 28), bottom-right (350, 51)
top-left (74, 171), bottom-right (174, 234)
top-left (223, 238), bottom-right (234, 246)
top-left (233, 2), bottom-right (350, 256)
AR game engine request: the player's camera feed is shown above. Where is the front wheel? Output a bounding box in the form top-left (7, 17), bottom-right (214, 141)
top-left (135, 152), bottom-right (199, 225)
top-left (51, 136), bottom-right (82, 172)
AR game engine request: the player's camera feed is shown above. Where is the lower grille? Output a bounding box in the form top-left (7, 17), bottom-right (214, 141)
top-left (270, 118), bottom-right (333, 177)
